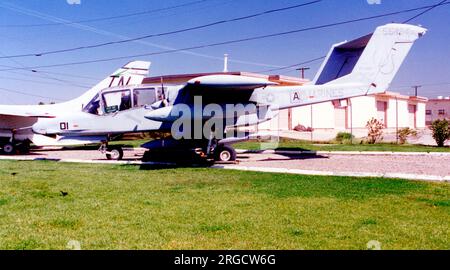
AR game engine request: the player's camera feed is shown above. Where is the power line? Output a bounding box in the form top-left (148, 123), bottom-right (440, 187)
top-left (0, 0), bottom-right (212, 27)
top-left (0, 1), bottom-right (283, 68)
top-left (0, 50), bottom-right (92, 88)
top-left (0, 74), bottom-right (88, 88)
top-left (0, 86), bottom-right (63, 101)
top-left (391, 82), bottom-right (450, 90)
top-left (403, 0), bottom-right (448, 23)
top-left (255, 56), bottom-right (326, 74)
top-left (0, 66), bottom-right (99, 84)
top-left (0, 1), bottom-right (322, 59)
top-left (1, 2), bottom-right (446, 72)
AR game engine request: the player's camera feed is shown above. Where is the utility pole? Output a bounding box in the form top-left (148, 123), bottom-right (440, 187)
top-left (296, 67), bottom-right (310, 80)
top-left (412, 85), bottom-right (422, 97)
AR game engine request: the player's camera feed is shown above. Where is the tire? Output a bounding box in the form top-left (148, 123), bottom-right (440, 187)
top-left (2, 143), bottom-right (16, 155)
top-left (106, 146), bottom-right (124, 161)
top-left (214, 145), bottom-right (237, 162)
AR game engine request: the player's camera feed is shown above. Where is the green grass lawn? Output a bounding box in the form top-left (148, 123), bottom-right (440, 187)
top-left (0, 160), bottom-right (448, 250)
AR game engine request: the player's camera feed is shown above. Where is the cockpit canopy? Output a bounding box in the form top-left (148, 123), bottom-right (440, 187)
top-left (83, 86), bottom-right (165, 115)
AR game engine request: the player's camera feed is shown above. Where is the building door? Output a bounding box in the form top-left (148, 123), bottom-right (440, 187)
top-left (334, 107), bottom-right (347, 129)
top-left (408, 104), bottom-right (417, 128)
top-left (377, 101), bottom-right (388, 127)
top-left (278, 109), bottom-right (290, 131)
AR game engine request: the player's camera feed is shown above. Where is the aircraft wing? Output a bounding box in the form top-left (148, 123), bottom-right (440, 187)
top-left (186, 75), bottom-right (277, 90)
top-left (0, 105), bottom-right (55, 118)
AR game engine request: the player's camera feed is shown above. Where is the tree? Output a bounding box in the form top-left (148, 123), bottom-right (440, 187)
top-left (430, 119), bottom-right (450, 147)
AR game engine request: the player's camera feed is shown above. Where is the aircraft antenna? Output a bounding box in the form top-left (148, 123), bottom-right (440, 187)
top-left (223, 54), bottom-right (229, 73)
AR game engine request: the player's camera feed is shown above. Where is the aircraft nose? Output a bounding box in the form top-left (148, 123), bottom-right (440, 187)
top-left (32, 121), bottom-right (59, 135)
top-left (32, 123), bottom-right (47, 135)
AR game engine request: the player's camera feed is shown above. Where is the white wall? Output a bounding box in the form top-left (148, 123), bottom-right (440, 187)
top-left (292, 102), bottom-right (335, 129)
top-left (350, 96), bottom-right (377, 128)
top-left (257, 94), bottom-right (427, 133)
top-left (416, 102), bottom-right (426, 128)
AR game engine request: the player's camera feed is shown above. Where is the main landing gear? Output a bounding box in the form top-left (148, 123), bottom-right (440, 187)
top-left (141, 138), bottom-right (237, 164)
top-left (0, 139), bottom-right (31, 155)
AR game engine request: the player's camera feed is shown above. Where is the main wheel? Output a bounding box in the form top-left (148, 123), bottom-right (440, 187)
top-left (17, 141), bottom-right (31, 154)
top-left (106, 146), bottom-right (124, 161)
top-left (2, 143), bottom-right (16, 155)
top-left (214, 145), bottom-right (237, 162)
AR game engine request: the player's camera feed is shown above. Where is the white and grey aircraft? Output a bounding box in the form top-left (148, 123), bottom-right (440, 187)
top-left (0, 61), bottom-right (150, 158)
top-left (0, 24), bottom-right (426, 162)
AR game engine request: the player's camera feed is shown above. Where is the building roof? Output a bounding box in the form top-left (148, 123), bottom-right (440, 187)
top-left (428, 98), bottom-right (450, 102)
top-left (142, 71), bottom-right (309, 86)
top-left (376, 91), bottom-right (428, 102)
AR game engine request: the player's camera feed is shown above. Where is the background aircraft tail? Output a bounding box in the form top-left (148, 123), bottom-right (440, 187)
top-left (68, 61), bottom-right (151, 108)
top-left (312, 23), bottom-right (427, 94)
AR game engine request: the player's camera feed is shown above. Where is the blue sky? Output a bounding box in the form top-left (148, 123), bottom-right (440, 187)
top-left (0, 0), bottom-right (448, 104)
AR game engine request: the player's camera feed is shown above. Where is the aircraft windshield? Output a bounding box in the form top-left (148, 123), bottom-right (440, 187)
top-left (83, 94), bottom-right (102, 115)
top-left (103, 89), bottom-right (131, 114)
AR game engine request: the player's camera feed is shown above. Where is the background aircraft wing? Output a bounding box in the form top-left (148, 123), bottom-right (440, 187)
top-left (0, 106), bottom-right (55, 118)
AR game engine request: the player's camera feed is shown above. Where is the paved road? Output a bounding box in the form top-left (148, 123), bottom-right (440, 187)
top-left (235, 152), bottom-right (450, 177)
top-left (1, 148), bottom-right (450, 180)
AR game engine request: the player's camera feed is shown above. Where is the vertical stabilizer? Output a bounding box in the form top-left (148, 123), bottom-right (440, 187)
top-left (312, 24), bottom-right (426, 94)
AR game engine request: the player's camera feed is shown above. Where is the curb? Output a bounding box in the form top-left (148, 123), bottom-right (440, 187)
top-left (211, 164), bottom-right (450, 182)
top-left (1, 155), bottom-right (449, 183)
top-left (235, 149), bottom-right (450, 156)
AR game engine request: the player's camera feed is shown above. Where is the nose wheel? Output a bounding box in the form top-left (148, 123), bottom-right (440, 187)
top-left (214, 145), bottom-right (237, 162)
top-left (105, 146), bottom-right (124, 161)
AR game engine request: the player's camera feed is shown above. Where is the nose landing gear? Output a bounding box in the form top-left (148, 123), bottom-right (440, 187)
top-left (99, 142), bottom-right (124, 161)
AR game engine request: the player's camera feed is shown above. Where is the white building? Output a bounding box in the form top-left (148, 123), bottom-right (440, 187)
top-left (258, 91), bottom-right (428, 139)
top-left (426, 97), bottom-right (450, 125)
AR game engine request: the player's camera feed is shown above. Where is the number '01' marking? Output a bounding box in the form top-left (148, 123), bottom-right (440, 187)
top-left (60, 122), bottom-right (69, 130)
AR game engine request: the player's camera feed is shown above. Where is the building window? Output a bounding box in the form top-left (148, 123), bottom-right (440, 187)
top-left (426, 110), bottom-right (432, 115)
top-left (438, 109), bottom-right (446, 115)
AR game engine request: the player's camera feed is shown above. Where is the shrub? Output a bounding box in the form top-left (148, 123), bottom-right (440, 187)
top-left (335, 132), bottom-right (354, 144)
top-left (294, 124), bottom-right (313, 132)
top-left (430, 119), bottom-right (450, 147)
top-left (398, 128), bottom-right (418, 145)
top-left (366, 118), bottom-right (384, 144)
